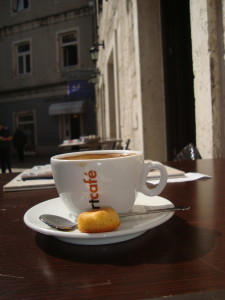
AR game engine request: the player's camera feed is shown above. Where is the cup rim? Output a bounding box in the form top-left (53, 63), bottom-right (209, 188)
top-left (51, 150), bottom-right (142, 162)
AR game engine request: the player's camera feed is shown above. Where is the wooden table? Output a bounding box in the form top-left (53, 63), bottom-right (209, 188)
top-left (0, 159), bottom-right (225, 299)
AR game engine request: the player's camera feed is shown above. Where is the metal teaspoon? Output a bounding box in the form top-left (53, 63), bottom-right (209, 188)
top-left (39, 205), bottom-right (190, 231)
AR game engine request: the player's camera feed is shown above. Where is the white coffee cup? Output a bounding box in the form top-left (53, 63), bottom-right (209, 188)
top-left (51, 150), bottom-right (168, 216)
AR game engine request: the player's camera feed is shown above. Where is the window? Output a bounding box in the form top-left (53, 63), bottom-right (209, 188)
top-left (13, 0), bottom-right (29, 12)
top-left (16, 42), bottom-right (31, 75)
top-left (60, 32), bottom-right (78, 67)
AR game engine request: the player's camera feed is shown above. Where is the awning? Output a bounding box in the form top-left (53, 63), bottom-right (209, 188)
top-left (48, 101), bottom-right (86, 116)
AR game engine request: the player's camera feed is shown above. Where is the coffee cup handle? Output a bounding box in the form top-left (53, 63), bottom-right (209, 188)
top-left (139, 161), bottom-right (168, 196)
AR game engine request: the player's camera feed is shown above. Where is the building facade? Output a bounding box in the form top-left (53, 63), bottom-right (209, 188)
top-left (94, 0), bottom-right (225, 160)
top-left (0, 0), bottom-right (96, 155)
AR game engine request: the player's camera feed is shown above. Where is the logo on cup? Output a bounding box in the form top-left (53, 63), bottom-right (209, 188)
top-left (83, 170), bottom-right (100, 209)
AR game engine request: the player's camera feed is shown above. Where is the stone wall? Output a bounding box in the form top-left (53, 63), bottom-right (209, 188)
top-left (190, 0), bottom-right (225, 158)
top-left (97, 0), bottom-right (144, 152)
top-left (96, 0), bottom-right (166, 160)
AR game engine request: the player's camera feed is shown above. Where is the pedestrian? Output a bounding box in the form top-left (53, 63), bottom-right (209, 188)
top-left (0, 122), bottom-right (12, 173)
top-left (13, 128), bottom-right (27, 162)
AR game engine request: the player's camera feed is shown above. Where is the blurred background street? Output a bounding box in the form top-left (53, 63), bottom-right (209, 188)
top-left (11, 155), bottom-right (51, 173)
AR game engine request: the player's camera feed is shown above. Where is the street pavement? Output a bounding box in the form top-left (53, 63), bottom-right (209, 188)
top-left (11, 155), bottom-right (51, 173)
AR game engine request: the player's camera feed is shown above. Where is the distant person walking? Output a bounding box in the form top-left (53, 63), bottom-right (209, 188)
top-left (0, 122), bottom-right (12, 173)
top-left (13, 128), bottom-right (27, 162)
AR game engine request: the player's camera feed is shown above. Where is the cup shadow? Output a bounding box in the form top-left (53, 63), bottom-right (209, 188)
top-left (36, 215), bottom-right (220, 266)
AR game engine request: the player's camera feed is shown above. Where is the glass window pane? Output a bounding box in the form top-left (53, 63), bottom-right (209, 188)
top-left (16, 0), bottom-right (23, 11)
top-left (25, 54), bottom-right (31, 73)
top-left (16, 0), bottom-right (29, 11)
top-left (63, 45), bottom-right (78, 66)
top-left (62, 34), bottom-right (76, 44)
top-left (19, 115), bottom-right (33, 122)
top-left (24, 0), bottom-right (29, 9)
top-left (18, 44), bottom-right (29, 53)
top-left (18, 56), bottom-right (24, 74)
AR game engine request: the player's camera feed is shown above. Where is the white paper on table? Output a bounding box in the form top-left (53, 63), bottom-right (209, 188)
top-left (147, 172), bottom-right (212, 185)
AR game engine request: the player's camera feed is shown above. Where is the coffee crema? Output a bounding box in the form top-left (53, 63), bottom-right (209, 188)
top-left (59, 152), bottom-right (136, 160)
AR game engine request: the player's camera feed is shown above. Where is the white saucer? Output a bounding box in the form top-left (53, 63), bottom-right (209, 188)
top-left (24, 193), bottom-right (174, 245)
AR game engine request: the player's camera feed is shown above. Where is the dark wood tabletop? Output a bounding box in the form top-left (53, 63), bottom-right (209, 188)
top-left (0, 159), bottom-right (225, 300)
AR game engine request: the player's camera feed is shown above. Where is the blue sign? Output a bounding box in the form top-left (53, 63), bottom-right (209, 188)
top-left (67, 80), bottom-right (94, 100)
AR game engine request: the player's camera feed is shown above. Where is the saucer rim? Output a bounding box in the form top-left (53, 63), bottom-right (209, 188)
top-left (24, 193), bottom-right (174, 243)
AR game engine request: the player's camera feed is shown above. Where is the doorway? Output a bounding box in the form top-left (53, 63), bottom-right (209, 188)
top-left (70, 114), bottom-right (81, 139)
top-left (161, 0), bottom-right (196, 160)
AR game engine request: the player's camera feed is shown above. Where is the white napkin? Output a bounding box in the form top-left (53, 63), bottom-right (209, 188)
top-left (147, 172), bottom-right (212, 185)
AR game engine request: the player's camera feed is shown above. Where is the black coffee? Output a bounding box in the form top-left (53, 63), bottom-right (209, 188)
top-left (60, 153), bottom-right (136, 160)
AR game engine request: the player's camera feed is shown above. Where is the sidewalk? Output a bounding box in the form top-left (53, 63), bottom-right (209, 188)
top-left (11, 155), bottom-right (51, 173)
